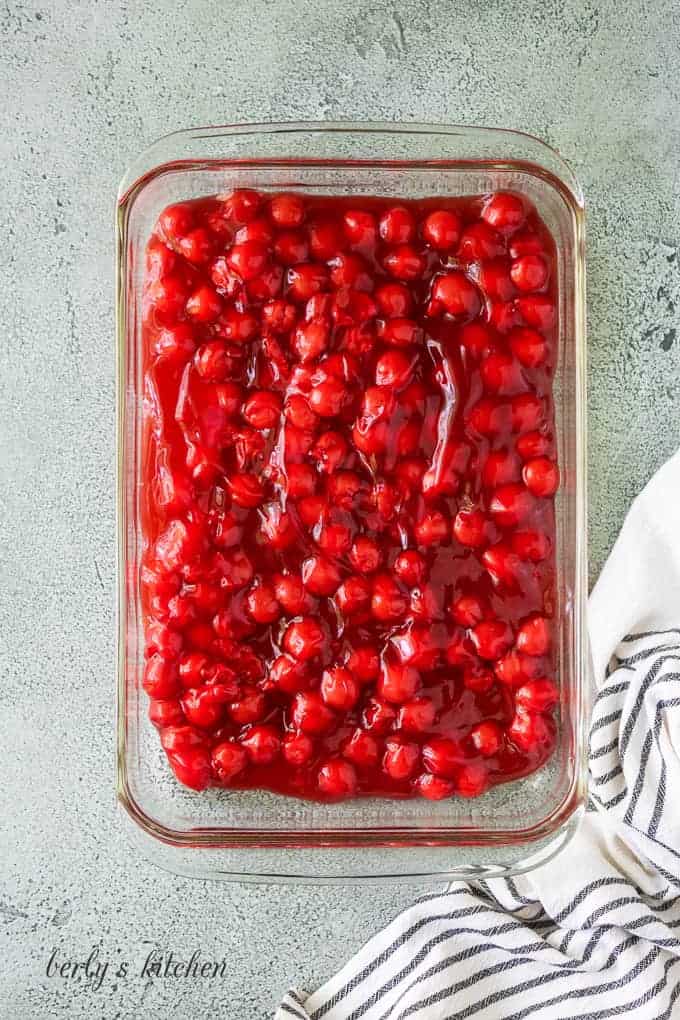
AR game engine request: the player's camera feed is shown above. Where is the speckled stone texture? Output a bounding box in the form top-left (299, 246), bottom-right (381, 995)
top-left (1, 1), bottom-right (679, 1017)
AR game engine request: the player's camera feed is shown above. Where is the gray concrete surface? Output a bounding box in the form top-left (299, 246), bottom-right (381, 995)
top-left (1, 1), bottom-right (679, 1017)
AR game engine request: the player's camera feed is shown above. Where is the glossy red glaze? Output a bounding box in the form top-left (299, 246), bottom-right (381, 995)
top-left (141, 189), bottom-right (559, 801)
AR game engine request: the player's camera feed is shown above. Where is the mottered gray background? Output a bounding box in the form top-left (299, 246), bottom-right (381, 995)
top-left (1, 0), bottom-right (679, 1017)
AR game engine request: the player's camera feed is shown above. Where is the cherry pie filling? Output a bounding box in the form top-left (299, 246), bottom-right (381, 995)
top-left (139, 187), bottom-right (560, 801)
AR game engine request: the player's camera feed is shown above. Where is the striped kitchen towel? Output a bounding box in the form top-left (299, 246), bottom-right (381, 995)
top-left (277, 450), bottom-right (680, 1020)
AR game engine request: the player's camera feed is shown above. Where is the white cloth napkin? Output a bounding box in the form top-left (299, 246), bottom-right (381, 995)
top-left (277, 450), bottom-right (680, 1020)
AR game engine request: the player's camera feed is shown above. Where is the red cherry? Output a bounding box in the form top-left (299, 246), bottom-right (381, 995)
top-left (158, 202), bottom-right (194, 246)
top-left (270, 193), bottom-right (305, 228)
top-left (516, 430), bottom-right (551, 459)
top-left (375, 350), bottom-right (415, 389)
top-left (452, 509), bottom-right (487, 548)
top-left (508, 709), bottom-right (555, 753)
top-left (410, 584), bottom-right (442, 623)
top-left (245, 583), bottom-right (280, 624)
top-left (371, 573), bottom-right (408, 622)
top-left (234, 218), bottom-right (274, 245)
top-left (457, 221), bottom-right (505, 260)
top-left (242, 390), bottom-right (282, 430)
top-left (211, 741), bottom-right (247, 783)
top-left (225, 189), bottom-right (261, 223)
top-left (226, 241), bottom-right (269, 281)
top-left (227, 472), bottom-right (265, 508)
top-left (510, 231), bottom-right (546, 257)
top-left (330, 252), bottom-right (373, 291)
top-left (285, 394), bottom-right (318, 431)
top-left (489, 483), bottom-right (536, 527)
top-left (482, 192), bottom-right (526, 234)
top-left (428, 272), bottom-right (480, 319)
top-left (321, 667), bottom-right (360, 711)
top-left (143, 655), bottom-right (179, 699)
top-left (379, 206), bottom-right (416, 244)
top-left (308, 216), bottom-right (345, 260)
top-left (417, 773), bottom-right (455, 800)
top-left (457, 762), bottom-right (489, 797)
top-left (470, 721), bottom-right (503, 757)
top-left (309, 375), bottom-right (347, 417)
top-left (181, 687), bottom-right (223, 729)
top-left (153, 323), bottom-right (196, 364)
top-left (186, 285), bottom-right (222, 322)
top-left (312, 430), bottom-right (348, 473)
top-left (178, 227), bottom-right (214, 265)
top-left (480, 351), bottom-right (523, 395)
top-left (483, 543), bottom-right (524, 587)
top-left (486, 299), bottom-right (518, 334)
top-left (343, 728), bottom-right (380, 768)
top-left (470, 619), bottom-right (514, 660)
top-left (423, 209), bottom-right (461, 250)
top-left (247, 264), bottom-right (283, 300)
top-left (268, 653), bottom-right (308, 694)
top-left (383, 245), bottom-right (426, 281)
top-left (283, 616), bottom-right (327, 661)
top-left (241, 724), bottom-right (281, 765)
top-left (228, 687), bottom-right (266, 724)
top-left (343, 209), bottom-right (377, 248)
top-left (167, 747), bottom-right (212, 791)
top-left (393, 549), bottom-right (427, 587)
top-left (292, 320), bottom-right (329, 362)
top-left (494, 650), bottom-right (532, 688)
top-left (335, 575), bottom-right (372, 615)
top-left (146, 236), bottom-right (178, 276)
top-left (287, 263), bottom-right (330, 302)
top-left (282, 732), bottom-right (314, 766)
top-left (482, 449), bottom-right (521, 488)
top-left (517, 294), bottom-right (555, 330)
top-left (516, 614), bottom-right (551, 656)
top-left (515, 678), bottom-right (559, 712)
top-left (523, 458), bottom-right (560, 497)
top-left (301, 555), bottom-right (341, 596)
top-left (347, 645), bottom-right (380, 682)
top-left (274, 229), bottom-right (309, 265)
top-left (375, 282), bottom-right (413, 317)
top-left (391, 625), bottom-right (440, 670)
top-left (291, 691), bottom-right (335, 734)
top-left (377, 661), bottom-right (420, 703)
top-left (383, 739), bottom-right (419, 780)
top-left (146, 621), bottom-right (183, 659)
top-left (274, 574), bottom-right (308, 616)
top-left (160, 724), bottom-right (205, 753)
top-left (318, 759), bottom-right (357, 798)
top-left (511, 529), bottom-right (551, 562)
top-left (422, 737), bottom-right (464, 778)
top-left (349, 535), bottom-right (381, 574)
top-left (262, 299), bottom-right (296, 334)
top-left (148, 699), bottom-right (185, 729)
top-left (414, 511), bottom-right (449, 547)
top-left (317, 520), bottom-right (353, 556)
top-left (381, 317), bottom-right (422, 347)
top-left (397, 696), bottom-right (436, 734)
top-left (362, 697), bottom-right (397, 735)
top-left (450, 593), bottom-right (487, 628)
top-left (508, 328), bottom-right (548, 369)
top-left (510, 393), bottom-right (545, 433)
top-left (511, 254), bottom-right (549, 292)
top-left (478, 259), bottom-right (515, 301)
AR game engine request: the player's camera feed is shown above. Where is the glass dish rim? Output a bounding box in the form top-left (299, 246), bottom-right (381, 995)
top-left (116, 120), bottom-right (588, 870)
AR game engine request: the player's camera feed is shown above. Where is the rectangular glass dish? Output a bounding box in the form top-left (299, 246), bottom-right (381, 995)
top-left (116, 122), bottom-right (588, 882)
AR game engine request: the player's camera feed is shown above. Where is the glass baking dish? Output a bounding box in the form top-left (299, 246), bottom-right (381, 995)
top-left (116, 122), bottom-right (588, 882)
